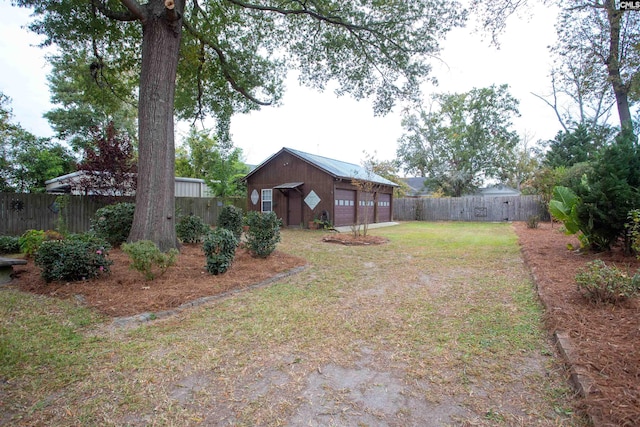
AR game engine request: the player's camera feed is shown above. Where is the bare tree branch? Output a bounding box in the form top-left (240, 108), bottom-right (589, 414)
top-left (90, 0), bottom-right (140, 21)
top-left (118, 0), bottom-right (146, 21)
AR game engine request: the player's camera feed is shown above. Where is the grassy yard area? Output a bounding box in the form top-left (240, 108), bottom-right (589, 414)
top-left (0, 222), bottom-right (585, 426)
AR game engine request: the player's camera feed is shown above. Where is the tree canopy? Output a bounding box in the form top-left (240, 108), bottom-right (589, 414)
top-left (0, 92), bottom-right (76, 193)
top-left (397, 84), bottom-right (520, 197)
top-left (14, 0), bottom-right (466, 250)
top-left (175, 127), bottom-right (249, 197)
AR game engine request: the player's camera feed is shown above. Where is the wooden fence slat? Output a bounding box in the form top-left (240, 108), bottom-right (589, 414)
top-left (0, 193), bottom-right (247, 236)
top-left (393, 195), bottom-right (548, 222)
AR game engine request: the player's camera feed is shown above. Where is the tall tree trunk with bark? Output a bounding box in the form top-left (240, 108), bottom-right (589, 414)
top-left (128, 0), bottom-right (183, 251)
top-left (605, 0), bottom-right (633, 128)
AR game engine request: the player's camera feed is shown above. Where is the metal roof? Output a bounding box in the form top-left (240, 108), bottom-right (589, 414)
top-left (247, 147), bottom-right (398, 187)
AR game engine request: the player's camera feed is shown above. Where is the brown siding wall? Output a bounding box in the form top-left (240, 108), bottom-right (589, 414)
top-left (246, 152), bottom-right (335, 226)
top-left (246, 151), bottom-right (396, 227)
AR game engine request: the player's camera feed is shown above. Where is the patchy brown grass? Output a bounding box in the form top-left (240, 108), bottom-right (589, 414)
top-left (1, 223), bottom-right (593, 426)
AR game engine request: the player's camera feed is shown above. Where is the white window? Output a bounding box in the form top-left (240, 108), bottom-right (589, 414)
top-left (261, 189), bottom-right (273, 212)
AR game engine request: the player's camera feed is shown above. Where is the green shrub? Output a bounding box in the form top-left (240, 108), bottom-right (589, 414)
top-left (218, 205), bottom-right (244, 240)
top-left (526, 215), bottom-right (540, 229)
top-left (202, 228), bottom-right (237, 275)
top-left (244, 211), bottom-right (282, 258)
top-left (574, 127), bottom-right (640, 251)
top-left (35, 235), bottom-right (112, 283)
top-left (575, 260), bottom-right (640, 304)
top-left (626, 209), bottom-right (640, 258)
top-left (121, 240), bottom-right (178, 280)
top-left (90, 202), bottom-right (135, 247)
top-left (176, 214), bottom-right (210, 244)
top-left (19, 229), bottom-right (47, 257)
top-left (0, 236), bottom-right (20, 254)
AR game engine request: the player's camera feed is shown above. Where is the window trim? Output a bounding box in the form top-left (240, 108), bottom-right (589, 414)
top-left (261, 188), bottom-right (273, 212)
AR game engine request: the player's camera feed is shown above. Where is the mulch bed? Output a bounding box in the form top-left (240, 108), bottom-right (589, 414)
top-left (9, 244), bottom-right (307, 318)
top-left (514, 221), bottom-right (640, 427)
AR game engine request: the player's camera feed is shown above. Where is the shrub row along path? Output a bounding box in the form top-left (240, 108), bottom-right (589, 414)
top-left (2, 221), bottom-right (634, 425)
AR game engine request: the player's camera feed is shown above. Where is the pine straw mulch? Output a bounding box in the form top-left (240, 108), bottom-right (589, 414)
top-left (10, 244), bottom-right (307, 318)
top-left (513, 221), bottom-right (640, 427)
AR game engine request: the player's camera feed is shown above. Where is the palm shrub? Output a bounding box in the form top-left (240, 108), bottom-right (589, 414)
top-left (176, 214), bottom-right (210, 243)
top-left (90, 202), bottom-right (135, 247)
top-left (244, 211), bottom-right (282, 258)
top-left (35, 234), bottom-right (112, 283)
top-left (203, 228), bottom-right (237, 275)
top-left (122, 240), bottom-right (178, 280)
top-left (218, 205), bottom-right (244, 240)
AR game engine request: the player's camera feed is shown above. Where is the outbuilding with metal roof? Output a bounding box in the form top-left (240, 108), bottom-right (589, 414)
top-left (243, 147), bottom-right (398, 228)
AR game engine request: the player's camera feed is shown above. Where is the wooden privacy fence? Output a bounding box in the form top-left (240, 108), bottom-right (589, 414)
top-left (393, 195), bottom-right (548, 222)
top-left (0, 193), bottom-right (247, 236)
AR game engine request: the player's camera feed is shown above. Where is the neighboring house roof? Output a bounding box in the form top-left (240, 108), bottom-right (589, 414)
top-left (245, 147), bottom-right (398, 187)
top-left (475, 184), bottom-right (520, 196)
top-left (400, 177), bottom-right (431, 197)
top-left (45, 171), bottom-right (217, 197)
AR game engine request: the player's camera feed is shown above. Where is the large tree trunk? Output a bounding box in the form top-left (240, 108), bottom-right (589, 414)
top-left (605, 0), bottom-right (633, 128)
top-left (128, 0), bottom-right (183, 251)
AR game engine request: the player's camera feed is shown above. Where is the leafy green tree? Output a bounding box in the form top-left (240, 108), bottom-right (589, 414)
top-left (14, 0), bottom-right (465, 250)
top-left (44, 51), bottom-right (138, 152)
top-left (0, 92), bottom-right (76, 192)
top-left (501, 138), bottom-right (541, 193)
top-left (176, 127), bottom-right (249, 197)
top-left (543, 124), bottom-right (611, 169)
top-left (397, 84), bottom-right (520, 196)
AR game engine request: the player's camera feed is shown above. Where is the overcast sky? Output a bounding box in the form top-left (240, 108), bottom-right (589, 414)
top-left (1, 3), bottom-right (561, 167)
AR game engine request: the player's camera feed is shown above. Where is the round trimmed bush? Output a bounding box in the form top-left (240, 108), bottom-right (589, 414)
top-left (0, 236), bottom-right (20, 254)
top-left (90, 202), bottom-right (135, 247)
top-left (203, 228), bottom-right (237, 275)
top-left (35, 234), bottom-right (112, 283)
top-left (176, 214), bottom-right (210, 244)
top-left (245, 211), bottom-right (282, 258)
top-left (218, 205), bottom-right (244, 240)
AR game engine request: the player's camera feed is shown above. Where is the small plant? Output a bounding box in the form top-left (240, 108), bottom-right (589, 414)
top-left (203, 228), bottom-right (238, 275)
top-left (35, 235), bottom-right (112, 283)
top-left (176, 214), bottom-right (210, 244)
top-left (575, 260), bottom-right (640, 304)
top-left (0, 236), bottom-right (20, 254)
top-left (19, 229), bottom-right (46, 257)
top-left (626, 209), bottom-right (640, 258)
top-left (218, 205), bottom-right (244, 240)
top-left (526, 215), bottom-right (540, 229)
top-left (121, 240), bottom-right (178, 280)
top-left (90, 202), bottom-right (135, 247)
top-left (244, 211), bottom-right (282, 258)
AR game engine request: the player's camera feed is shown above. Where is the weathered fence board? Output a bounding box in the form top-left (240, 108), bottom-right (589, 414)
top-left (393, 195), bottom-right (548, 222)
top-left (0, 193), bottom-right (246, 236)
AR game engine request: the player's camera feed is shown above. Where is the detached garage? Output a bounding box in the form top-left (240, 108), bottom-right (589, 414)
top-left (244, 147), bottom-right (398, 227)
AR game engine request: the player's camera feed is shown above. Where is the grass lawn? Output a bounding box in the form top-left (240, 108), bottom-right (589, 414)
top-left (0, 222), bottom-right (586, 426)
